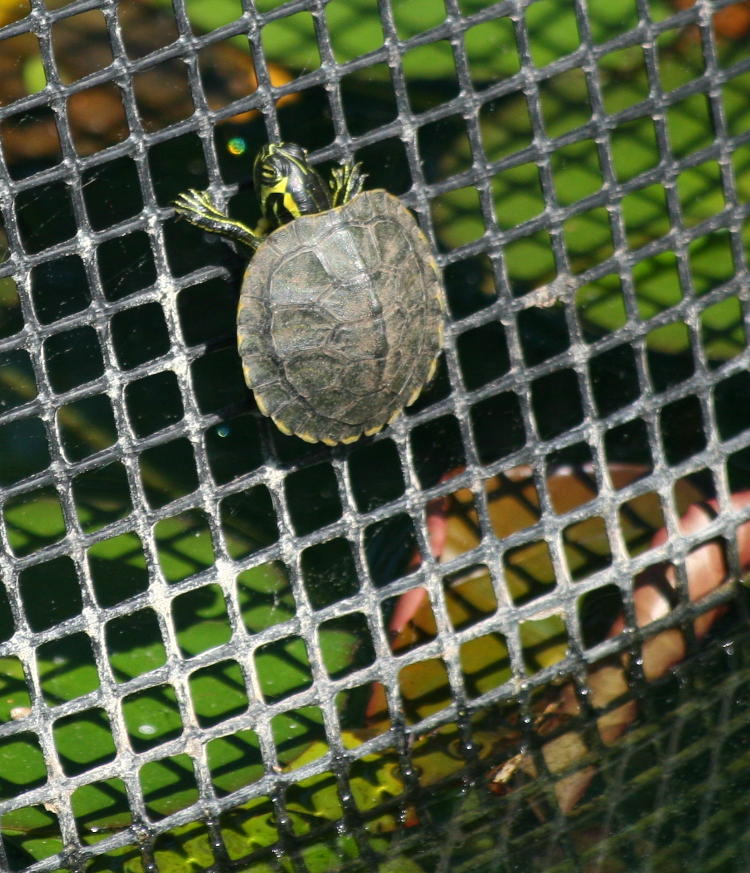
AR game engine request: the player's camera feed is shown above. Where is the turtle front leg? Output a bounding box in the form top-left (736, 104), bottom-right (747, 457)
top-left (329, 162), bottom-right (366, 206)
top-left (174, 189), bottom-right (261, 251)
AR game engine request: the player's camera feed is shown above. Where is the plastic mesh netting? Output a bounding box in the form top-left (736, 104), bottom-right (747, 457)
top-left (0, 0), bottom-right (749, 871)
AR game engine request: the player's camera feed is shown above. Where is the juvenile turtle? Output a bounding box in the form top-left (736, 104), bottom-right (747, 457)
top-left (174, 142), bottom-right (445, 445)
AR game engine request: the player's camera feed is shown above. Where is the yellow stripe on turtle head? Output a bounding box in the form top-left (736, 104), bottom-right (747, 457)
top-left (279, 147), bottom-right (311, 177)
top-left (260, 178), bottom-right (303, 222)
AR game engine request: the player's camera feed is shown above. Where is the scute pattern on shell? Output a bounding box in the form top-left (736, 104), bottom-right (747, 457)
top-left (237, 189), bottom-right (444, 444)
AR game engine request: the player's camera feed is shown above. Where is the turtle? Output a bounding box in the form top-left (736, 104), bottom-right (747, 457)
top-left (174, 142), bottom-right (445, 445)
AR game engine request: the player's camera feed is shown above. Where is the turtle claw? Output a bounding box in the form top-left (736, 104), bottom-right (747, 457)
top-left (174, 189), bottom-right (225, 223)
top-left (174, 188), bottom-right (261, 251)
top-left (330, 161), bottom-right (366, 206)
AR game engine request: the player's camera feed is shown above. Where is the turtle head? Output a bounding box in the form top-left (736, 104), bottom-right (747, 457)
top-left (254, 143), bottom-right (332, 228)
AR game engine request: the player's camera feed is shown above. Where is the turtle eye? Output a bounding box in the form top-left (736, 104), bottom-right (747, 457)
top-left (259, 165), bottom-right (278, 182)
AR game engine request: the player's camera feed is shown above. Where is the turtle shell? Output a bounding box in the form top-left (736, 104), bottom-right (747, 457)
top-left (237, 189), bottom-right (445, 445)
